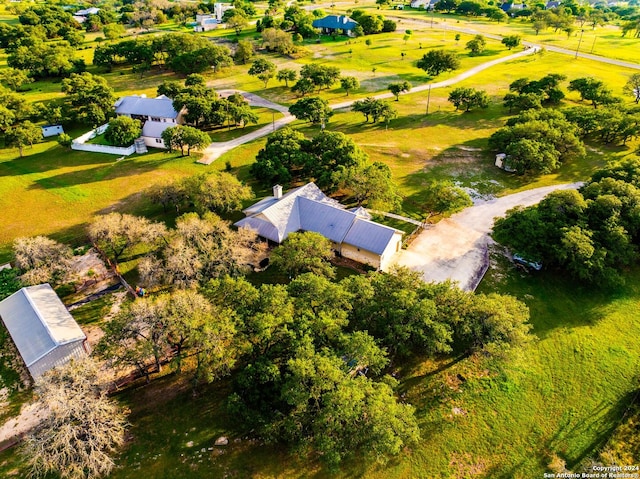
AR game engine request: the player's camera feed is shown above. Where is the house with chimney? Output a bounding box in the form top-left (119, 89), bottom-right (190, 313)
top-left (312, 15), bottom-right (359, 37)
top-left (235, 183), bottom-right (404, 271)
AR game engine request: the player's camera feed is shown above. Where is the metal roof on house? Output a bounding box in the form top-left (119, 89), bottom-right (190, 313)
top-left (142, 121), bottom-right (173, 139)
top-left (312, 15), bottom-right (358, 30)
top-left (235, 182), bottom-right (402, 253)
top-left (349, 206), bottom-right (372, 219)
top-left (298, 197), bottom-right (355, 243)
top-left (343, 219), bottom-right (400, 255)
top-left (0, 284), bottom-right (86, 368)
top-left (115, 96), bottom-right (179, 119)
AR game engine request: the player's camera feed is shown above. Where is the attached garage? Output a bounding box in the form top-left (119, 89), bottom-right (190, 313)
top-left (0, 284), bottom-right (89, 380)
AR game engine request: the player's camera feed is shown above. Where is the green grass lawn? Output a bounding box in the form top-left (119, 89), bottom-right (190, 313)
top-left (2, 50), bottom-right (636, 260)
top-left (343, 3), bottom-right (640, 64)
top-left (207, 107), bottom-right (284, 142)
top-left (0, 142), bottom-right (206, 262)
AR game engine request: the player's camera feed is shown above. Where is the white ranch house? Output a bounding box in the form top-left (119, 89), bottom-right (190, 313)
top-left (114, 95), bottom-right (184, 149)
top-left (0, 284), bottom-right (89, 380)
top-left (236, 183), bottom-right (404, 271)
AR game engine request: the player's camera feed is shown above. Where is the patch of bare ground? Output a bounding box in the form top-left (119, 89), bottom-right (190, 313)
top-left (449, 452), bottom-right (491, 478)
top-left (67, 248), bottom-right (117, 298)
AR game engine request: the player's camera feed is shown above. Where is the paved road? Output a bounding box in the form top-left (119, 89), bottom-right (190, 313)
top-left (198, 90), bottom-right (295, 165)
top-left (198, 48), bottom-right (537, 164)
top-left (386, 14), bottom-right (640, 70)
top-left (392, 183), bottom-right (583, 290)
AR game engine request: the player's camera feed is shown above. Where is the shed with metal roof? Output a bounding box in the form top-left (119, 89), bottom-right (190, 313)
top-left (0, 284), bottom-right (89, 380)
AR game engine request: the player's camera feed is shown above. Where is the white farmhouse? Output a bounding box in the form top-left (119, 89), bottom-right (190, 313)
top-left (236, 183), bottom-right (404, 271)
top-left (114, 95), bottom-right (184, 149)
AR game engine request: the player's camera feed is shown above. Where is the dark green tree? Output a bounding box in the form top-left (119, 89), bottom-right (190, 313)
top-left (416, 50), bottom-right (460, 77)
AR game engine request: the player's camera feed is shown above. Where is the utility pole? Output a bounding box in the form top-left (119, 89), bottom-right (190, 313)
top-left (426, 84), bottom-right (432, 115)
top-left (590, 34), bottom-right (597, 53)
top-left (575, 29), bottom-right (584, 59)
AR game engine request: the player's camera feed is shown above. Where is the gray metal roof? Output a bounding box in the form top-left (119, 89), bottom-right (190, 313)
top-left (298, 197), bottom-right (354, 243)
top-left (115, 96), bottom-right (179, 119)
top-left (0, 284), bottom-right (85, 368)
top-left (235, 183), bottom-right (403, 254)
top-left (349, 206), bottom-right (372, 219)
top-left (142, 121), bottom-right (173, 138)
top-left (343, 219), bottom-right (400, 255)
top-left (235, 217), bottom-right (280, 243)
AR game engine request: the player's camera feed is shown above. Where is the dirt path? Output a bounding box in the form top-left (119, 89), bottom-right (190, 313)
top-left (197, 48), bottom-right (537, 165)
top-left (0, 402), bottom-right (47, 450)
top-left (392, 183), bottom-right (583, 290)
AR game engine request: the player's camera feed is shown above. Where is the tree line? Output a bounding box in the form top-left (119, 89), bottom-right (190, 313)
top-left (490, 74), bottom-right (640, 174)
top-left (94, 32), bottom-right (233, 76)
top-left (95, 263), bottom-right (532, 468)
top-left (493, 158), bottom-right (640, 287)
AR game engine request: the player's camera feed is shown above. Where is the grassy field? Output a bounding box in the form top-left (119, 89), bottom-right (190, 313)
top-left (1, 7), bottom-right (640, 478)
top-left (1, 50), bottom-right (636, 259)
top-left (340, 2), bottom-right (640, 64)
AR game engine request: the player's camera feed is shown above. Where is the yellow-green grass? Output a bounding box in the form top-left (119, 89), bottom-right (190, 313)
top-left (220, 31), bottom-right (516, 106)
top-left (0, 142), bottom-right (206, 262)
top-left (207, 108), bottom-right (285, 142)
top-left (0, 51), bottom-right (636, 261)
top-left (286, 51), bottom-right (638, 219)
top-left (344, 2), bottom-right (640, 64)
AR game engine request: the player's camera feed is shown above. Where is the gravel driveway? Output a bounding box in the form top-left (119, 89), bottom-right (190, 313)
top-left (391, 183), bottom-right (583, 290)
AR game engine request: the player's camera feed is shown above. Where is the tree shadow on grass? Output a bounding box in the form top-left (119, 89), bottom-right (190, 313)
top-left (492, 265), bottom-right (632, 339)
top-left (544, 389), bottom-right (639, 470)
top-left (27, 152), bottom-right (201, 190)
top-left (0, 146), bottom-right (118, 179)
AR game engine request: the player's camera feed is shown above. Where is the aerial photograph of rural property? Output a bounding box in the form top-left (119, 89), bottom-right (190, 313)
top-left (0, 0), bottom-right (639, 477)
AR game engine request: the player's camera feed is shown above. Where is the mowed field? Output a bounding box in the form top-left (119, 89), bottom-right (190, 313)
top-left (1, 48), bottom-right (638, 259)
top-left (1, 5), bottom-right (640, 477)
top-left (341, 3), bottom-right (640, 64)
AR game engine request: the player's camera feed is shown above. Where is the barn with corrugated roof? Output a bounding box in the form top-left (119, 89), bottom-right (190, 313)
top-left (0, 284), bottom-right (89, 380)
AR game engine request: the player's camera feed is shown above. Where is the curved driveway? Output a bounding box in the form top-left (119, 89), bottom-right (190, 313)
top-left (198, 48), bottom-right (537, 164)
top-left (391, 183), bottom-right (583, 290)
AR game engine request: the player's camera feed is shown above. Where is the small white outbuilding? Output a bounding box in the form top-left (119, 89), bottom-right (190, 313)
top-left (41, 125), bottom-right (64, 138)
top-left (0, 284), bottom-right (89, 380)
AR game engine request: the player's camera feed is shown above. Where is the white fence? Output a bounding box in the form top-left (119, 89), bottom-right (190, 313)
top-left (71, 124), bottom-right (136, 156)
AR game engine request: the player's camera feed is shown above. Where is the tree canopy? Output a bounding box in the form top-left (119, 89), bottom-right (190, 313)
top-left (21, 359), bottom-right (127, 479)
top-left (271, 231), bottom-right (335, 278)
top-left (104, 116), bottom-right (141, 146)
top-left (493, 159), bottom-right (640, 286)
top-left (416, 50), bottom-right (460, 77)
top-left (448, 87), bottom-right (490, 112)
top-left (251, 128), bottom-right (368, 189)
top-left (489, 109), bottom-right (585, 174)
top-left (62, 72), bottom-right (115, 127)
